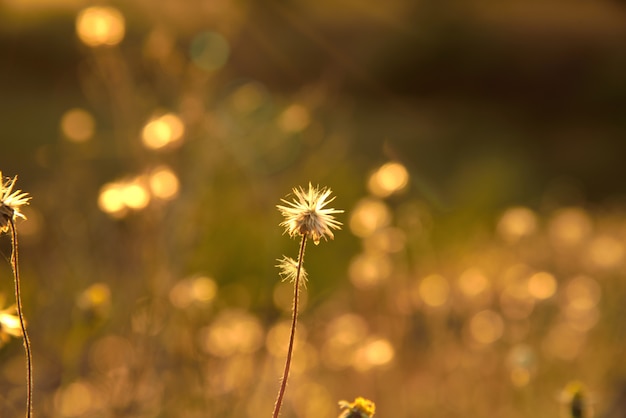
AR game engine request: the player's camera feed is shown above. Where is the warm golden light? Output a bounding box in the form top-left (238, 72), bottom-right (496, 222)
top-left (200, 310), bottom-right (264, 357)
top-left (565, 275), bottom-right (601, 310)
top-left (149, 166), bottom-right (180, 200)
top-left (469, 310), bottom-right (504, 345)
top-left (97, 183), bottom-right (126, 216)
top-left (548, 207), bottom-right (592, 247)
top-left (348, 252), bottom-right (392, 289)
top-left (170, 276), bottom-right (217, 309)
top-left (353, 338), bottom-right (395, 371)
top-left (458, 268), bottom-right (489, 297)
top-left (278, 104), bottom-right (310, 133)
top-left (497, 207), bottom-right (537, 243)
top-left (120, 182), bottom-right (150, 210)
top-left (588, 235), bottom-right (624, 269)
top-left (76, 6), bottom-right (125, 47)
top-left (141, 113), bottom-right (185, 150)
top-left (368, 162), bottom-right (409, 197)
top-left (419, 274), bottom-right (450, 307)
top-left (349, 198), bottom-right (392, 238)
top-left (55, 381), bottom-right (95, 417)
top-left (60, 108), bottom-right (95, 142)
top-left (97, 178), bottom-right (151, 217)
top-left (365, 227), bottom-right (406, 253)
top-left (527, 271), bottom-right (557, 300)
top-left (76, 283), bottom-right (111, 315)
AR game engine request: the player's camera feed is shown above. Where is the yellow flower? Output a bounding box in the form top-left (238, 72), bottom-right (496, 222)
top-left (560, 381), bottom-right (593, 418)
top-left (338, 397), bottom-right (376, 418)
top-left (0, 172), bottom-right (31, 233)
top-left (276, 256), bottom-right (308, 285)
top-left (277, 183), bottom-right (343, 245)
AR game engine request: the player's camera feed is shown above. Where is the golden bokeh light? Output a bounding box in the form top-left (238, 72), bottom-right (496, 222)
top-left (542, 323), bottom-right (585, 360)
top-left (60, 108), bottom-right (95, 143)
top-left (76, 283), bottom-right (111, 316)
top-left (458, 268), bottom-right (489, 297)
top-left (497, 206), bottom-right (537, 243)
top-left (348, 252), bottom-right (392, 289)
top-left (121, 182), bottom-right (150, 210)
top-left (278, 104), bottom-right (311, 133)
top-left (500, 285), bottom-right (535, 320)
top-left (565, 275), bottom-right (601, 311)
top-left (55, 381), bottom-right (96, 417)
top-left (149, 166), bottom-right (180, 200)
top-left (419, 274), bottom-right (450, 308)
top-left (588, 235), bottom-right (624, 269)
top-left (200, 310), bottom-right (264, 357)
top-left (352, 337), bottom-right (395, 371)
top-left (365, 227), bottom-right (406, 253)
top-left (142, 113), bottom-right (185, 150)
top-left (292, 382), bottom-right (334, 418)
top-left (469, 310), bottom-right (504, 345)
top-left (548, 207), bottom-right (592, 247)
top-left (349, 198), bottom-right (392, 238)
top-left (527, 272), bottom-right (557, 300)
top-left (506, 344), bottom-right (535, 387)
top-left (367, 162), bottom-right (409, 197)
top-left (321, 314), bottom-right (368, 370)
top-left (97, 183), bottom-right (126, 216)
top-left (76, 6), bottom-right (125, 47)
top-left (169, 276), bottom-right (217, 309)
top-left (98, 178), bottom-right (152, 217)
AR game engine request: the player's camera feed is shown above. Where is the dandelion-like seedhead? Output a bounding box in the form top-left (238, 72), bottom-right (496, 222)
top-left (338, 397), bottom-right (376, 418)
top-left (0, 172), bottom-right (31, 233)
top-left (276, 256), bottom-right (308, 285)
top-left (277, 183), bottom-right (343, 245)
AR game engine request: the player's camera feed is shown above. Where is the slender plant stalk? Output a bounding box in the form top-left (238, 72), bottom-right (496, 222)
top-left (9, 218), bottom-right (33, 418)
top-left (272, 235), bottom-right (307, 418)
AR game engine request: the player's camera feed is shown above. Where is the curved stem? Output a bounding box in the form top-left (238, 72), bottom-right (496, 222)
top-left (272, 235), bottom-right (307, 418)
top-left (9, 219), bottom-right (32, 418)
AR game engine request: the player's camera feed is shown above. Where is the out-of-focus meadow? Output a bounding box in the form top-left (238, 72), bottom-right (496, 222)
top-left (2, 0), bottom-right (626, 417)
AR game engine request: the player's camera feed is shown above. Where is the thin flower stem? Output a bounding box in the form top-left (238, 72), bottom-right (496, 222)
top-left (9, 219), bottom-right (32, 418)
top-left (272, 235), bottom-right (307, 418)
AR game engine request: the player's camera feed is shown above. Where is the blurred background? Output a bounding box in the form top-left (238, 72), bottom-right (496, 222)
top-left (1, 0), bottom-right (626, 417)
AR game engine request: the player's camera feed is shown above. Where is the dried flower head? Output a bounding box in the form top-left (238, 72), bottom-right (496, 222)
top-left (277, 183), bottom-right (343, 245)
top-left (276, 256), bottom-right (308, 286)
top-left (0, 172), bottom-right (31, 233)
top-left (338, 397), bottom-right (376, 418)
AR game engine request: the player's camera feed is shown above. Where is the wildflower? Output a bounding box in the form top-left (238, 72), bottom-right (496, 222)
top-left (0, 173), bottom-right (31, 233)
top-left (276, 256), bottom-right (308, 285)
top-left (560, 381), bottom-right (593, 418)
top-left (277, 182), bottom-right (343, 245)
top-left (338, 397), bottom-right (376, 418)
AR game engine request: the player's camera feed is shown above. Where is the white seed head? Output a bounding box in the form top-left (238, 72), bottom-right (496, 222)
top-left (0, 172), bottom-right (31, 233)
top-left (277, 183), bottom-right (343, 245)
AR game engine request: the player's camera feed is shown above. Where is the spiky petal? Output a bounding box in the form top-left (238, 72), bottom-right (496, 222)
top-left (277, 183), bottom-right (343, 245)
top-left (276, 256), bottom-right (308, 286)
top-left (0, 173), bottom-right (31, 233)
